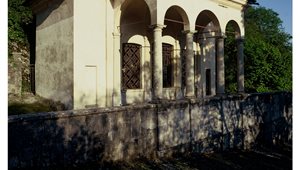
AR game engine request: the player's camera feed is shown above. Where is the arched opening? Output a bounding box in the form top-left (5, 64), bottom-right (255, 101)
top-left (224, 20), bottom-right (241, 93)
top-left (120, 0), bottom-right (151, 43)
top-left (195, 10), bottom-right (221, 97)
top-left (119, 0), bottom-right (151, 104)
top-left (163, 6), bottom-right (190, 98)
top-left (195, 10), bottom-right (221, 34)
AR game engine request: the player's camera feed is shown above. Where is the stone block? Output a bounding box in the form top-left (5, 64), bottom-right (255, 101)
top-left (86, 114), bottom-right (108, 136)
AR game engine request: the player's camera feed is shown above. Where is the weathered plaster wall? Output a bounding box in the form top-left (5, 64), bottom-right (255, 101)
top-left (35, 0), bottom-right (73, 109)
top-left (9, 92), bottom-right (292, 169)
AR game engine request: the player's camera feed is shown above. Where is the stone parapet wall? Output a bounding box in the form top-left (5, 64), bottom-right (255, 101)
top-left (8, 92), bottom-right (292, 169)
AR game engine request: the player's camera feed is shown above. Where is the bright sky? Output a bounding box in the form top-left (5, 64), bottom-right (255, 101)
top-left (257, 0), bottom-right (292, 35)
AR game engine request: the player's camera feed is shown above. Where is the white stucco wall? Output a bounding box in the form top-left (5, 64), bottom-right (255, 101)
top-left (73, 0), bottom-right (112, 109)
top-left (34, 0), bottom-right (246, 109)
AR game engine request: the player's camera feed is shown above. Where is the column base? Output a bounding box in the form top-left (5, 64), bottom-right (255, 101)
top-left (238, 91), bottom-right (248, 98)
top-left (184, 95), bottom-right (196, 99)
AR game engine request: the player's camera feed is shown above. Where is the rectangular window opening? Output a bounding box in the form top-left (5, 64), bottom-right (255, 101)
top-left (206, 69), bottom-right (211, 96)
top-left (162, 43), bottom-right (174, 88)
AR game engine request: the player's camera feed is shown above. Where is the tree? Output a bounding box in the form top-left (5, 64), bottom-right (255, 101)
top-left (225, 6), bottom-right (292, 93)
top-left (8, 0), bottom-right (34, 93)
top-left (224, 24), bottom-right (238, 93)
top-left (8, 0), bottom-right (32, 54)
top-left (247, 0), bottom-right (259, 5)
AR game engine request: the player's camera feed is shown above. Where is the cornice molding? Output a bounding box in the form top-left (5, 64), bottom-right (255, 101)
top-left (211, 0), bottom-right (247, 10)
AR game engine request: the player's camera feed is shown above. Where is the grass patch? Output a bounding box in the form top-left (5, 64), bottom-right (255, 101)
top-left (8, 102), bottom-right (53, 115)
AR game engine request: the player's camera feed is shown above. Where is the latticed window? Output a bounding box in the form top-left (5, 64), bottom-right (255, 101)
top-left (122, 43), bottom-right (141, 89)
top-left (162, 43), bottom-right (174, 88)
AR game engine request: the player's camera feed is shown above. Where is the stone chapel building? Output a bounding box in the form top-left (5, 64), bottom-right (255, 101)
top-left (29, 0), bottom-right (246, 110)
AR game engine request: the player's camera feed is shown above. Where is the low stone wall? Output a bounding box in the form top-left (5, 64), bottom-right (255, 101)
top-left (8, 92), bottom-right (292, 169)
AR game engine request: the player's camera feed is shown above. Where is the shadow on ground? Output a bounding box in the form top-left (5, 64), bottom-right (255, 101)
top-left (46, 145), bottom-right (292, 170)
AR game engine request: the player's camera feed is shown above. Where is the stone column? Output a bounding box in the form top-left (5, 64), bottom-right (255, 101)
top-left (113, 31), bottom-right (121, 106)
top-left (216, 35), bottom-right (225, 95)
top-left (184, 30), bottom-right (197, 98)
top-left (199, 38), bottom-right (205, 98)
top-left (152, 24), bottom-right (165, 100)
top-left (174, 40), bottom-right (182, 99)
top-left (237, 38), bottom-right (245, 93)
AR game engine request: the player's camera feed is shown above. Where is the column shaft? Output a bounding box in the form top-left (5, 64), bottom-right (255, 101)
top-left (152, 24), bottom-right (165, 99)
top-left (185, 31), bottom-right (196, 97)
top-left (113, 32), bottom-right (121, 106)
top-left (237, 38), bottom-right (245, 93)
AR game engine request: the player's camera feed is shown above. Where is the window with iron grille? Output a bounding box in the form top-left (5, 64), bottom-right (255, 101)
top-left (162, 43), bottom-right (174, 88)
top-left (122, 43), bottom-right (141, 89)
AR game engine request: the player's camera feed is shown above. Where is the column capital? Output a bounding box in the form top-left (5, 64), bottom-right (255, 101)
top-left (112, 32), bottom-right (121, 37)
top-left (216, 35), bottom-right (226, 39)
top-left (182, 30), bottom-right (198, 35)
top-left (149, 24), bottom-right (166, 30)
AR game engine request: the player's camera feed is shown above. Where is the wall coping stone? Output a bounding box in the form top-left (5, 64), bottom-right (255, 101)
top-left (8, 92), bottom-right (291, 123)
top-left (8, 103), bottom-right (156, 123)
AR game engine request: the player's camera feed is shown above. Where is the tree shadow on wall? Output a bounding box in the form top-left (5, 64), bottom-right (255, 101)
top-left (205, 92), bottom-right (292, 153)
top-left (252, 93), bottom-right (292, 150)
top-left (8, 113), bottom-right (109, 169)
top-left (241, 93), bottom-right (292, 150)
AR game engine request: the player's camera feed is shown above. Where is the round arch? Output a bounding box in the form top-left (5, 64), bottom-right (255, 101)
top-left (224, 20), bottom-right (242, 93)
top-left (163, 5), bottom-right (190, 31)
top-left (119, 0), bottom-right (151, 43)
top-left (114, 0), bottom-right (152, 33)
top-left (225, 20), bottom-right (241, 39)
top-left (195, 10), bottom-right (221, 34)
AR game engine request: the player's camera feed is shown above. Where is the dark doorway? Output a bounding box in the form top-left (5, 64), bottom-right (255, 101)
top-left (206, 69), bottom-right (211, 96)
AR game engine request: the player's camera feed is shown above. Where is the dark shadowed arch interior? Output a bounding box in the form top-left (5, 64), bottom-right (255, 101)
top-left (225, 20), bottom-right (241, 38)
top-left (120, 0), bottom-right (151, 42)
top-left (164, 5), bottom-right (190, 37)
top-left (163, 6), bottom-right (190, 89)
top-left (195, 10), bottom-right (221, 34)
top-left (120, 0), bottom-right (151, 91)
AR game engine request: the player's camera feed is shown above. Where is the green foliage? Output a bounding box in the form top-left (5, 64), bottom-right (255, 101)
top-left (8, 0), bottom-right (32, 54)
top-left (247, 0), bottom-right (259, 5)
top-left (224, 24), bottom-right (238, 93)
top-left (244, 7), bottom-right (292, 92)
top-left (225, 6), bottom-right (292, 93)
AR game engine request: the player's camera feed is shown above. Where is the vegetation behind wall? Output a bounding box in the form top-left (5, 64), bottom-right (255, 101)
top-left (225, 6), bottom-right (292, 93)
